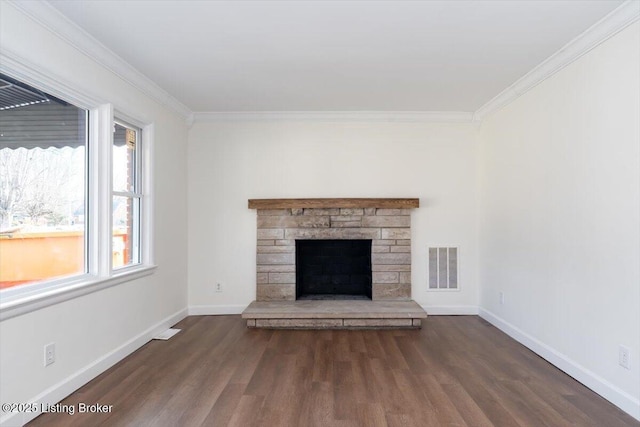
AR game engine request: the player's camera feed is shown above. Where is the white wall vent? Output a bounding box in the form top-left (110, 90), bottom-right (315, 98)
top-left (428, 247), bottom-right (458, 290)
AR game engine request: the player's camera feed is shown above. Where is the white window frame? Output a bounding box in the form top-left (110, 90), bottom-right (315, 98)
top-left (112, 117), bottom-right (145, 270)
top-left (0, 69), bottom-right (156, 322)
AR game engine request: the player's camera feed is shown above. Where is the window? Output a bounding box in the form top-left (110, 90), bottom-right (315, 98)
top-left (113, 121), bottom-right (142, 269)
top-left (0, 75), bottom-right (88, 289)
top-left (0, 73), bottom-right (153, 318)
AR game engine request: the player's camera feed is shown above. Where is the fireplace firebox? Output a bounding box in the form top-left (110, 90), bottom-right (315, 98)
top-left (296, 240), bottom-right (372, 300)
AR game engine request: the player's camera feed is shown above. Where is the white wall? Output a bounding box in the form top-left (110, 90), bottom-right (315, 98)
top-left (188, 121), bottom-right (479, 314)
top-left (0, 4), bottom-right (189, 426)
top-left (479, 21), bottom-right (640, 418)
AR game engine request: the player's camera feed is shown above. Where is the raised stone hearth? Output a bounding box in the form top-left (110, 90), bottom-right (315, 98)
top-left (243, 198), bottom-right (427, 329)
top-left (242, 300), bottom-right (427, 329)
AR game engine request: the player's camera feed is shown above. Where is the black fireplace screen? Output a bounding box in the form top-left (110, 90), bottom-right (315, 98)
top-left (296, 239), bottom-right (372, 300)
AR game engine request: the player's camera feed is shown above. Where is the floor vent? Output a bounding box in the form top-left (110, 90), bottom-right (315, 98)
top-left (153, 328), bottom-right (181, 340)
top-left (428, 247), bottom-right (458, 290)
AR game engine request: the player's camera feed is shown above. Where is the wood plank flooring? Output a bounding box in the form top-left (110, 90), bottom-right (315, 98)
top-left (28, 315), bottom-right (639, 426)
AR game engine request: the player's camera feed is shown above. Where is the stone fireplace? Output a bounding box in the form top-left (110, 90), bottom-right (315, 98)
top-left (243, 198), bottom-right (427, 329)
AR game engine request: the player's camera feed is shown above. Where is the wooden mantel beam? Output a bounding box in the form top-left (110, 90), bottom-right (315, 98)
top-left (248, 198), bottom-right (419, 209)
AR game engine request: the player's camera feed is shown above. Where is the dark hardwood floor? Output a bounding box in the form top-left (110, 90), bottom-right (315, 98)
top-left (28, 315), bottom-right (639, 426)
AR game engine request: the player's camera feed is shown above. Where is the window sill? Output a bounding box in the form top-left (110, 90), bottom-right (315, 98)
top-left (0, 265), bottom-right (157, 321)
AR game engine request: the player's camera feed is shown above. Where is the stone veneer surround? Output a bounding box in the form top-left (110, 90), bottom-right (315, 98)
top-left (255, 207), bottom-right (413, 301)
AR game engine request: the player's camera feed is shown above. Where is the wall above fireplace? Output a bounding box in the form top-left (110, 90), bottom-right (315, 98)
top-left (250, 198), bottom-right (419, 302)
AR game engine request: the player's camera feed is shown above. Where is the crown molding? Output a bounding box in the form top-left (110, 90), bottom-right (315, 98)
top-left (7, 0), bottom-right (193, 121)
top-left (192, 111), bottom-right (474, 124)
top-left (474, 0), bottom-right (640, 122)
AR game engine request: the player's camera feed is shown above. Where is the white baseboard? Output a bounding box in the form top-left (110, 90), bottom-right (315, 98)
top-left (188, 304), bottom-right (247, 315)
top-left (1, 308), bottom-right (188, 427)
top-left (479, 308), bottom-right (640, 421)
top-left (420, 305), bottom-right (479, 315)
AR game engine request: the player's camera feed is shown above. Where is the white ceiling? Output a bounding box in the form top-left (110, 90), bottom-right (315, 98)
top-left (48, 0), bottom-right (624, 113)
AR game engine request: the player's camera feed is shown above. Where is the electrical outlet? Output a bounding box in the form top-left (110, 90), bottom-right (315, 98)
top-left (499, 292), bottom-right (505, 305)
top-left (215, 283), bottom-right (222, 293)
top-left (619, 345), bottom-right (631, 369)
top-left (44, 343), bottom-right (56, 367)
